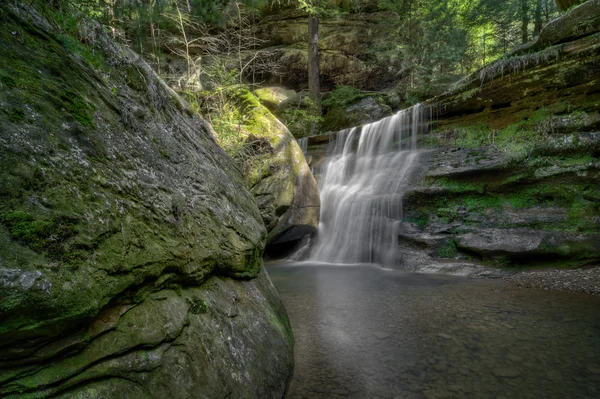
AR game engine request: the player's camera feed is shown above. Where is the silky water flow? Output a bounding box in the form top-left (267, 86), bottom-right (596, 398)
top-left (306, 104), bottom-right (430, 266)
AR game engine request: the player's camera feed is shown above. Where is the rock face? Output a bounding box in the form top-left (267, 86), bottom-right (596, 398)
top-left (396, 2), bottom-right (600, 269)
top-left (253, 7), bottom-right (401, 92)
top-left (343, 96), bottom-right (393, 127)
top-left (238, 94), bottom-right (320, 252)
top-left (0, 3), bottom-right (292, 398)
top-left (302, 2), bottom-right (600, 270)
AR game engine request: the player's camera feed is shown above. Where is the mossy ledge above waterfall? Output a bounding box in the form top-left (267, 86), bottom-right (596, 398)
top-left (398, 1), bottom-right (600, 271)
top-left (0, 3), bottom-right (292, 398)
top-left (298, 2), bottom-right (599, 274)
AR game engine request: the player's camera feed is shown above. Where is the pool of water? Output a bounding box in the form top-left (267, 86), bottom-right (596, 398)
top-left (267, 261), bottom-right (600, 399)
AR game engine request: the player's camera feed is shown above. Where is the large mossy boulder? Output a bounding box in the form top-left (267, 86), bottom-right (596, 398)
top-left (236, 92), bottom-right (320, 251)
top-left (0, 3), bottom-right (292, 397)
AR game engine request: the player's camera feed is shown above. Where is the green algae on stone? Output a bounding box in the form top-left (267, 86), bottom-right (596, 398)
top-left (0, 3), bottom-right (293, 398)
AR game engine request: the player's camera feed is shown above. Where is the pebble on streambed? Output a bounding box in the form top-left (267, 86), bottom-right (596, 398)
top-left (503, 266), bottom-right (600, 295)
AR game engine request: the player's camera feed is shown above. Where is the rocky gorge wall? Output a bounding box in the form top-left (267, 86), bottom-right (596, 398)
top-left (253, 5), bottom-right (401, 93)
top-left (0, 3), bottom-right (292, 397)
top-left (301, 1), bottom-right (600, 272)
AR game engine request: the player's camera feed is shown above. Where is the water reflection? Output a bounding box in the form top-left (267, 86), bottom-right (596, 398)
top-left (268, 262), bottom-right (600, 399)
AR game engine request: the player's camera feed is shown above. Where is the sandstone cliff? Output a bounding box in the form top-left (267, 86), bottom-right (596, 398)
top-left (0, 3), bottom-right (293, 397)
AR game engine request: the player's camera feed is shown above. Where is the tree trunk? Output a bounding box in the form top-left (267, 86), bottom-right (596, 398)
top-left (555, 0), bottom-right (585, 11)
top-left (521, 0), bottom-right (530, 44)
top-left (308, 15), bottom-right (321, 113)
top-left (534, 0), bottom-right (543, 36)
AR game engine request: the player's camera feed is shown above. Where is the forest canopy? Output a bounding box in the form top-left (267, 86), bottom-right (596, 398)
top-left (35, 0), bottom-right (573, 98)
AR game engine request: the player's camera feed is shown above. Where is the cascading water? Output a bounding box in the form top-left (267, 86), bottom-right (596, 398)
top-left (297, 137), bottom-right (308, 154)
top-left (307, 104), bottom-right (429, 265)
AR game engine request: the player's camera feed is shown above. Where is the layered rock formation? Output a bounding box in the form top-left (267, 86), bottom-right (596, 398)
top-left (0, 3), bottom-right (292, 397)
top-left (398, 0), bottom-right (600, 269)
top-left (253, 7), bottom-right (401, 92)
top-left (301, 1), bottom-right (600, 270)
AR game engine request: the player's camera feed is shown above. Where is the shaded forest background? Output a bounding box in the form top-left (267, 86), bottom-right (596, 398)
top-left (31, 0), bottom-right (583, 148)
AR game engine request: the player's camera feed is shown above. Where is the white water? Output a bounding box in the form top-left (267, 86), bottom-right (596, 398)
top-left (307, 104), bottom-right (429, 266)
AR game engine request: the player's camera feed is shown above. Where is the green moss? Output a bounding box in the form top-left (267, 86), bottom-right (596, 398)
top-left (322, 107), bottom-right (358, 132)
top-left (159, 149), bottom-right (171, 159)
top-left (559, 155), bottom-right (595, 167)
top-left (322, 85), bottom-right (370, 108)
top-left (0, 74), bottom-right (17, 89)
top-left (4, 107), bottom-right (26, 123)
top-left (508, 195), bottom-right (537, 209)
top-left (187, 296), bottom-right (209, 314)
top-left (435, 240), bottom-right (458, 258)
top-left (433, 178), bottom-right (487, 194)
top-left (462, 195), bottom-right (503, 211)
top-left (280, 99), bottom-right (322, 139)
top-left (2, 211), bottom-right (78, 259)
top-left (124, 66), bottom-right (147, 92)
top-left (454, 124), bottom-right (491, 148)
top-left (57, 34), bottom-right (105, 70)
top-left (501, 173), bottom-right (527, 184)
top-left (59, 90), bottom-right (96, 128)
top-left (403, 215), bottom-right (428, 228)
top-left (459, 87), bottom-right (480, 101)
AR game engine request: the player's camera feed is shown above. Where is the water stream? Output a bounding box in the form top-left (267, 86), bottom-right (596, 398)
top-left (306, 105), bottom-right (429, 265)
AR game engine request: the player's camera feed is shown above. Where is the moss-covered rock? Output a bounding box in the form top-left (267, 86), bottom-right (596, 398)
top-left (254, 86), bottom-right (296, 112)
top-left (234, 92), bottom-right (320, 249)
top-left (393, 8), bottom-right (600, 270)
top-left (0, 3), bottom-right (292, 397)
top-left (2, 269), bottom-right (293, 399)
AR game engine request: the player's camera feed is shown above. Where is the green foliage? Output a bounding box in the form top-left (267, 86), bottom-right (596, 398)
top-left (435, 240), bottom-right (458, 258)
top-left (374, 0), bottom-right (560, 101)
top-left (280, 97), bottom-right (323, 138)
top-left (322, 85), bottom-right (370, 109)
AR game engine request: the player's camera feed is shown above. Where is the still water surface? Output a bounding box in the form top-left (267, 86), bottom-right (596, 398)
top-left (267, 262), bottom-right (600, 399)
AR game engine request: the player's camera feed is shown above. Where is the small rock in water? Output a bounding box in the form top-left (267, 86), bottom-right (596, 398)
top-left (491, 368), bottom-right (521, 378)
top-left (372, 331), bottom-right (390, 339)
top-left (438, 333), bottom-right (452, 340)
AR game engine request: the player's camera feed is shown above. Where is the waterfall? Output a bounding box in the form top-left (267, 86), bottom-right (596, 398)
top-left (307, 104), bottom-right (428, 266)
top-left (297, 137), bottom-right (308, 154)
